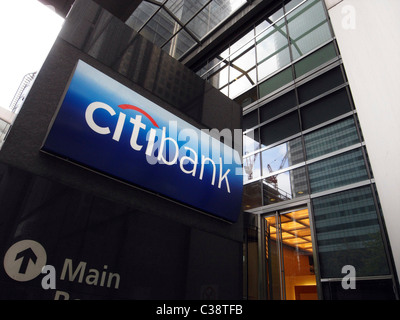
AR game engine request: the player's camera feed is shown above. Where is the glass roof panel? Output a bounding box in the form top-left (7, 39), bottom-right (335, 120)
top-left (125, 1), bottom-right (159, 32)
top-left (186, 0), bottom-right (246, 39)
top-left (139, 8), bottom-right (180, 48)
top-left (126, 0), bottom-right (248, 60)
top-left (165, 0), bottom-right (210, 25)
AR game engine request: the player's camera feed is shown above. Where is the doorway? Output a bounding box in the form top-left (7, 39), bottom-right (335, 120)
top-left (264, 207), bottom-right (319, 300)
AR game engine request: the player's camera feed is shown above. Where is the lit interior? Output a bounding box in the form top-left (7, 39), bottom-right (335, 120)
top-left (266, 208), bottom-right (313, 252)
top-left (265, 208), bottom-right (318, 300)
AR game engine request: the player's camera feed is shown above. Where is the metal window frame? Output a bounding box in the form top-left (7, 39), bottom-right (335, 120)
top-left (133, 0), bottom-right (250, 60)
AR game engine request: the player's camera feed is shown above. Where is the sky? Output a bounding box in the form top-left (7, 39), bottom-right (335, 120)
top-left (0, 1), bottom-right (64, 109)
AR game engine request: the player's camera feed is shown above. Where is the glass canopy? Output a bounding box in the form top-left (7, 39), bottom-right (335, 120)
top-left (126, 0), bottom-right (248, 60)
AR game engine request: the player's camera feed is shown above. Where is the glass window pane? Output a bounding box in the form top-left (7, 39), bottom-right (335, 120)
top-left (308, 148), bottom-right (369, 193)
top-left (165, 0), bottom-right (209, 25)
top-left (244, 129), bottom-right (260, 155)
top-left (260, 111), bottom-right (300, 148)
top-left (187, 0), bottom-right (246, 39)
top-left (229, 30), bottom-right (257, 98)
top-left (256, 19), bottom-right (290, 81)
top-left (285, 0), bottom-right (303, 13)
top-left (259, 68), bottom-right (293, 98)
top-left (256, 6), bottom-right (284, 36)
top-left (263, 167), bottom-right (308, 204)
top-left (300, 88), bottom-right (352, 130)
top-left (230, 69), bottom-right (257, 98)
top-left (257, 47), bottom-right (291, 82)
top-left (203, 47), bottom-right (229, 79)
top-left (126, 1), bottom-right (159, 31)
top-left (208, 64), bottom-right (229, 90)
top-left (304, 117), bottom-right (360, 159)
top-left (260, 89), bottom-right (297, 122)
top-left (231, 29), bottom-right (255, 61)
top-left (243, 181), bottom-right (263, 210)
top-left (234, 86), bottom-right (258, 108)
top-left (294, 42), bottom-right (337, 78)
top-left (243, 109), bottom-right (258, 131)
top-left (262, 137), bottom-right (304, 176)
top-left (196, 63), bottom-right (208, 78)
top-left (287, 0), bottom-right (332, 58)
top-left (244, 152), bottom-right (261, 183)
top-left (312, 186), bottom-right (390, 278)
top-left (139, 8), bottom-right (179, 47)
top-left (298, 66), bottom-right (345, 104)
top-left (280, 209), bottom-right (317, 300)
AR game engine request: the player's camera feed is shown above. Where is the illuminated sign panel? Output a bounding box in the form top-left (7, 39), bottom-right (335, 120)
top-left (42, 61), bottom-right (242, 222)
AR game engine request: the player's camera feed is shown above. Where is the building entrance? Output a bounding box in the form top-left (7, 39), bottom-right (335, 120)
top-left (264, 207), bottom-right (318, 300)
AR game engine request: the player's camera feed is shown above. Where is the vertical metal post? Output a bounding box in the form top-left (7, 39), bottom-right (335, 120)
top-left (257, 213), bottom-right (267, 300)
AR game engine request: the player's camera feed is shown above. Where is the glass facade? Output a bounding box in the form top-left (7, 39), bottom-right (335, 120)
top-left (198, 0), bottom-right (336, 100)
top-left (196, 0), bottom-right (398, 299)
top-left (313, 186), bottom-right (390, 278)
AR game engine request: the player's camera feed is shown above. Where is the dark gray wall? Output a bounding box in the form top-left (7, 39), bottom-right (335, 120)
top-left (0, 0), bottom-right (243, 300)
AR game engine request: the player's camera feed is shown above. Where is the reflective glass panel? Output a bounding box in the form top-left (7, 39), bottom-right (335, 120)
top-left (304, 117), bottom-right (360, 159)
top-left (126, 1), bottom-right (159, 31)
top-left (243, 181), bottom-right (262, 209)
top-left (243, 109), bottom-right (258, 131)
top-left (263, 167), bottom-right (308, 204)
top-left (255, 6), bottom-right (284, 36)
top-left (308, 148), bottom-right (369, 193)
top-left (165, 0), bottom-right (209, 25)
top-left (261, 137), bottom-right (304, 176)
top-left (230, 69), bottom-right (257, 98)
top-left (300, 88), bottom-right (352, 130)
top-left (260, 111), bottom-right (300, 148)
top-left (312, 186), bottom-right (390, 278)
top-left (204, 47), bottom-right (229, 79)
top-left (208, 64), bottom-right (229, 91)
top-left (294, 42), bottom-right (337, 78)
top-left (229, 31), bottom-right (257, 98)
top-left (243, 129), bottom-right (260, 155)
top-left (259, 68), bottom-right (293, 98)
top-left (230, 29), bottom-right (255, 61)
top-left (297, 66), bottom-right (345, 104)
top-left (286, 0), bottom-right (332, 59)
top-left (285, 0), bottom-right (303, 13)
top-left (187, 0), bottom-right (246, 39)
top-left (140, 8), bottom-right (179, 47)
top-left (243, 152), bottom-right (261, 183)
top-left (260, 89), bottom-right (297, 122)
top-left (234, 86), bottom-right (258, 108)
top-left (256, 18), bottom-right (291, 81)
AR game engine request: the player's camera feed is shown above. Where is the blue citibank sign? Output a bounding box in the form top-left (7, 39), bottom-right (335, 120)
top-left (42, 60), bottom-right (243, 222)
